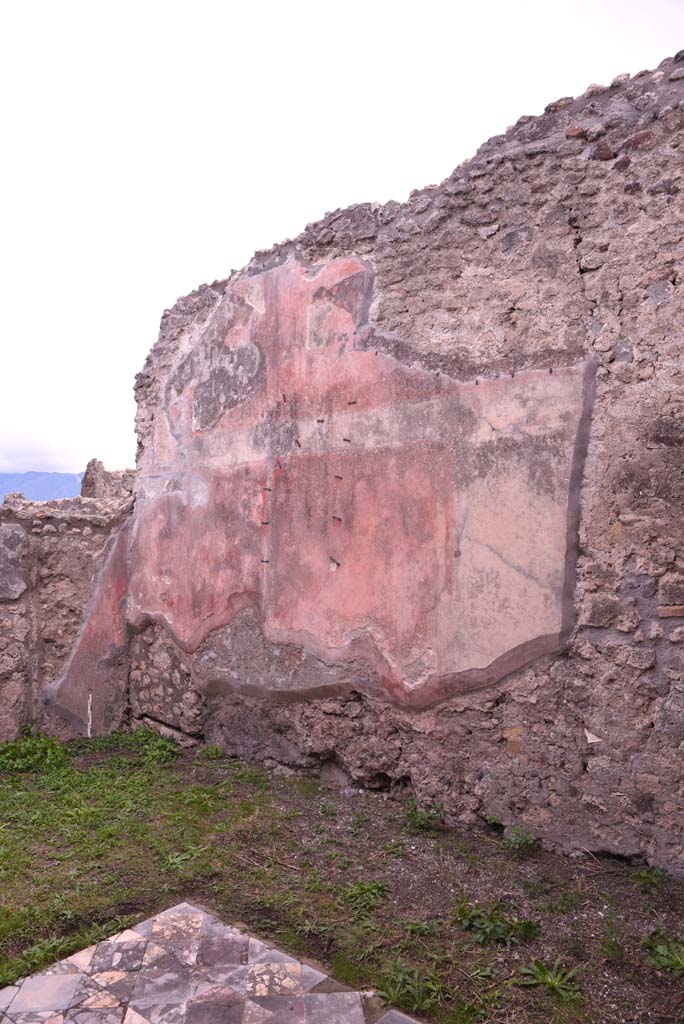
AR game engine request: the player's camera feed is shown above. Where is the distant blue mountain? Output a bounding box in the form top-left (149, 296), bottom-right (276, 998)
top-left (0, 471), bottom-right (84, 503)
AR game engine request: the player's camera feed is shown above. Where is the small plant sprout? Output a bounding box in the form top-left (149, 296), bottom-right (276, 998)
top-left (195, 744), bottom-right (222, 761)
top-left (402, 917), bottom-right (444, 939)
top-left (501, 824), bottom-right (539, 858)
top-left (455, 898), bottom-right (540, 946)
top-left (377, 961), bottom-right (445, 1014)
top-left (600, 913), bottom-right (626, 960)
top-left (403, 797), bottom-right (445, 833)
top-left (642, 930), bottom-right (684, 976)
top-left (633, 866), bottom-right (667, 890)
top-left (517, 958), bottom-right (581, 1001)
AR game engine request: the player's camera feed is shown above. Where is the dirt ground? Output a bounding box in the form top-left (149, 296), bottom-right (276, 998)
top-left (0, 729), bottom-right (683, 1023)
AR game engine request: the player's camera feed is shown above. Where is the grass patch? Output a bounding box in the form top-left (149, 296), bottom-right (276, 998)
top-left (0, 730), bottom-right (68, 773)
top-left (1, 731), bottom-right (683, 1023)
top-left (339, 880), bottom-right (387, 923)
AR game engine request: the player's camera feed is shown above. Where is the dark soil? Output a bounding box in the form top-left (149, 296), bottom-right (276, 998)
top-left (0, 729), bottom-right (682, 1023)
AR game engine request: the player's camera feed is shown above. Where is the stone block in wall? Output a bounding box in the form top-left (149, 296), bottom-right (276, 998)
top-left (0, 601), bottom-right (31, 740)
top-left (0, 524), bottom-right (28, 601)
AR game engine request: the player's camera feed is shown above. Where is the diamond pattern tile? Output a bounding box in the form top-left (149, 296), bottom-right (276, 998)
top-left (0, 904), bottom-right (419, 1023)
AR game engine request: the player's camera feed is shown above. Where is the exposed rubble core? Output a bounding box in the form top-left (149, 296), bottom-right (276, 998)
top-left (80, 458), bottom-right (135, 501)
top-left (3, 55), bottom-right (684, 872)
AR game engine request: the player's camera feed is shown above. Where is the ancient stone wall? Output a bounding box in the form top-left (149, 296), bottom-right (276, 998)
top-left (0, 485), bottom-right (133, 740)
top-left (21, 54), bottom-right (684, 873)
top-left (81, 459), bottom-right (135, 501)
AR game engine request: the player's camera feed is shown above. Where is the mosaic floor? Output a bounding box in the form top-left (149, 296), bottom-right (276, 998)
top-left (0, 902), bottom-right (418, 1023)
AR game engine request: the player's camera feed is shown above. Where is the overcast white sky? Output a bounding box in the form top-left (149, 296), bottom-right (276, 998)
top-left (1, 0), bottom-right (682, 473)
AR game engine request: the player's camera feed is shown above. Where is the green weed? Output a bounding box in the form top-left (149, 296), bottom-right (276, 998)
top-left (383, 838), bottom-right (406, 857)
top-left (230, 764), bottom-right (269, 789)
top-left (0, 918), bottom-right (130, 986)
top-left (455, 898), bottom-right (540, 946)
top-left (127, 727), bottom-right (180, 764)
top-left (330, 952), bottom-right (374, 989)
top-left (517, 958), bottom-right (581, 1001)
top-left (350, 812), bottom-right (367, 834)
top-left (467, 957), bottom-right (496, 985)
top-left (402, 917), bottom-right (444, 939)
top-left (340, 880), bottom-right (387, 922)
top-left (180, 785), bottom-right (218, 813)
top-left (378, 961), bottom-right (445, 1014)
top-left (642, 929), bottom-right (684, 976)
top-left (600, 914), bottom-right (626, 960)
top-left (501, 825), bottom-right (539, 858)
top-left (195, 744), bottom-right (223, 761)
top-left (633, 867), bottom-right (667, 890)
top-left (404, 797), bottom-right (445, 833)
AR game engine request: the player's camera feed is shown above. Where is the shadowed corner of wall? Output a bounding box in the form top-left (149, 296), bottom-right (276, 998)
top-left (43, 521), bottom-right (131, 737)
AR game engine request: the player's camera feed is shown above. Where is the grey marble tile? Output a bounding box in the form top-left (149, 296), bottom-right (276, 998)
top-left (66, 1008), bottom-right (125, 1024)
top-left (298, 966), bottom-right (327, 994)
top-left (87, 942), bottom-right (147, 976)
top-left (302, 992), bottom-right (365, 1023)
top-left (3, 904), bottom-right (419, 1024)
top-left (127, 968), bottom-right (196, 1021)
top-left (7, 974), bottom-right (82, 1015)
top-left (0, 988), bottom-right (19, 1013)
top-left (376, 1011), bottom-right (421, 1024)
top-left (196, 920), bottom-right (248, 968)
top-left (243, 995), bottom-right (307, 1023)
top-left (248, 940), bottom-right (298, 966)
top-left (184, 984), bottom-right (243, 1024)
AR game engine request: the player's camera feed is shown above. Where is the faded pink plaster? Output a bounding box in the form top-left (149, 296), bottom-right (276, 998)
top-left (123, 257), bottom-right (593, 708)
top-left (47, 257), bottom-right (593, 728)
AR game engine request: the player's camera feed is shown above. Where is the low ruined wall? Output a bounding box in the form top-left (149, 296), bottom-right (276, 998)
top-left (34, 54), bottom-right (684, 873)
top-left (0, 477), bottom-right (133, 740)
